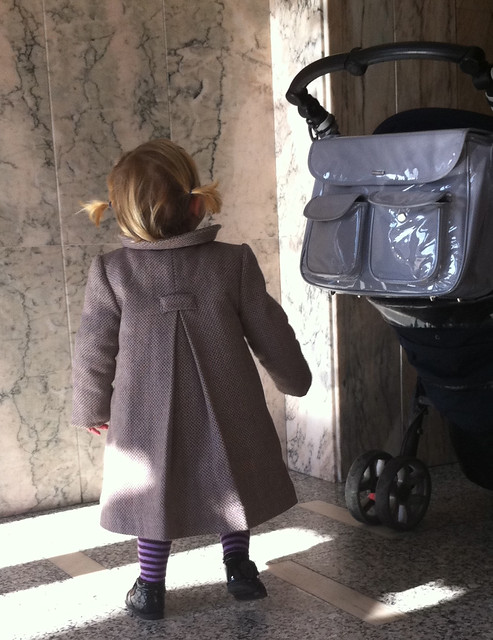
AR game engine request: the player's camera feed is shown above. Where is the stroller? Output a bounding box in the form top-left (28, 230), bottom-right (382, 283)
top-left (286, 42), bottom-right (493, 531)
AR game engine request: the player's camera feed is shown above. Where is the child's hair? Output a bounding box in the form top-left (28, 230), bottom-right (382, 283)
top-left (82, 139), bottom-right (222, 242)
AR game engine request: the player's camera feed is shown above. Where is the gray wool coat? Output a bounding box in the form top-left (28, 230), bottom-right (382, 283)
top-left (71, 224), bottom-right (312, 541)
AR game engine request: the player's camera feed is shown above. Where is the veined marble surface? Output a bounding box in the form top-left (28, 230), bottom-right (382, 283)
top-left (45, 0), bottom-right (171, 246)
top-left (166, 0), bottom-right (280, 245)
top-left (0, 0), bottom-right (59, 248)
top-left (270, 0), bottom-right (341, 481)
top-left (0, 246), bottom-right (76, 514)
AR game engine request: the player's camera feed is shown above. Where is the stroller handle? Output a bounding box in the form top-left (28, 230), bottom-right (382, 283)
top-left (287, 41), bottom-right (493, 138)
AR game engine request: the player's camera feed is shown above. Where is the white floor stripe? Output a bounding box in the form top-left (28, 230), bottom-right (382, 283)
top-left (48, 552), bottom-right (106, 577)
top-left (299, 501), bottom-right (402, 539)
top-left (268, 560), bottom-right (406, 625)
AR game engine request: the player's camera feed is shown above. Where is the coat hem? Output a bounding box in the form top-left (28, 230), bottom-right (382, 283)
top-left (99, 498), bottom-right (298, 542)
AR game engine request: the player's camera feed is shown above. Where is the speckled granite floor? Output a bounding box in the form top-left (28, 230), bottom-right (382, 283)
top-left (1, 465), bottom-right (493, 640)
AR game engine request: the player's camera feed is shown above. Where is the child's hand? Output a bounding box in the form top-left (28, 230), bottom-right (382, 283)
top-left (87, 424), bottom-right (109, 436)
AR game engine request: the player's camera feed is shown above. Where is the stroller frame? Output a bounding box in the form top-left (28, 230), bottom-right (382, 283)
top-left (287, 41), bottom-right (493, 531)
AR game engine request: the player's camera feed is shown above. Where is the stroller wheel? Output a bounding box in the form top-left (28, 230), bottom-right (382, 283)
top-left (375, 456), bottom-right (431, 531)
top-left (345, 450), bottom-right (392, 525)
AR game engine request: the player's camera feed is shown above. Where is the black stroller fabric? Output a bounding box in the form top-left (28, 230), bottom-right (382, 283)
top-left (374, 107), bottom-right (493, 490)
top-left (396, 325), bottom-right (493, 393)
top-left (395, 326), bottom-right (493, 489)
top-left (373, 107), bottom-right (493, 134)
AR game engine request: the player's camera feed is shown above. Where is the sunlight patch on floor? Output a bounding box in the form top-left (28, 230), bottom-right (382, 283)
top-left (383, 580), bottom-right (468, 612)
top-left (0, 505), bottom-right (130, 569)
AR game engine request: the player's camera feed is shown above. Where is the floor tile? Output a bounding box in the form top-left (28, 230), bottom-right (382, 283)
top-left (267, 560), bottom-right (406, 624)
top-left (299, 500), bottom-right (402, 539)
top-left (49, 552), bottom-right (106, 577)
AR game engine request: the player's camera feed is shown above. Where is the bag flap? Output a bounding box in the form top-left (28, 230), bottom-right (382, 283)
top-left (368, 190), bottom-right (450, 208)
top-left (308, 129), bottom-right (469, 185)
top-left (304, 193), bottom-right (363, 221)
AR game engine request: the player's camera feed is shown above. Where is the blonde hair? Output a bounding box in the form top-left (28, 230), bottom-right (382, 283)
top-left (82, 139), bottom-right (222, 242)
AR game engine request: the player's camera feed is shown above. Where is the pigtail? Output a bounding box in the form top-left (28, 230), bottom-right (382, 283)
top-left (190, 181), bottom-right (222, 215)
top-left (81, 200), bottom-right (110, 227)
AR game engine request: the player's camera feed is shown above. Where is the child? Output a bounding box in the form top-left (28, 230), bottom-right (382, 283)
top-left (71, 139), bottom-right (312, 620)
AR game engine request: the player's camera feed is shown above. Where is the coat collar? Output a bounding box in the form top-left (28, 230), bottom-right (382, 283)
top-left (119, 224), bottom-right (221, 250)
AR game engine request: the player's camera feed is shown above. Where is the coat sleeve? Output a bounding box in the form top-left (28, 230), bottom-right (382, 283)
top-left (239, 244), bottom-right (312, 397)
top-left (71, 255), bottom-right (121, 429)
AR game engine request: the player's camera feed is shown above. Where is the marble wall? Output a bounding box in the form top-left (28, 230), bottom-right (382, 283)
top-left (270, 0), bottom-right (341, 481)
top-left (0, 0), bottom-right (285, 517)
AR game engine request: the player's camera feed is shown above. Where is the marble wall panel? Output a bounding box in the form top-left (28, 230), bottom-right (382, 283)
top-left (326, 0), bottom-right (395, 136)
top-left (0, 248), bottom-right (70, 381)
top-left (215, 1), bottom-right (282, 244)
top-left (270, 0), bottom-right (341, 480)
top-left (44, 0), bottom-right (171, 246)
top-left (336, 297), bottom-right (402, 472)
top-left (0, 0), bottom-right (59, 248)
top-left (456, 0), bottom-right (493, 115)
top-left (0, 372), bottom-right (76, 515)
top-left (394, 0), bottom-right (457, 111)
top-left (0, 247), bottom-right (76, 516)
top-left (165, 0), bottom-right (279, 244)
top-left (270, 0), bottom-right (326, 241)
top-left (280, 238), bottom-right (338, 480)
top-left (64, 243), bottom-right (121, 339)
top-left (164, 0), bottom-right (230, 176)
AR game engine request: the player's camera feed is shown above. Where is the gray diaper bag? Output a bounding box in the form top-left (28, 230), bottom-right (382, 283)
top-left (301, 128), bottom-right (493, 299)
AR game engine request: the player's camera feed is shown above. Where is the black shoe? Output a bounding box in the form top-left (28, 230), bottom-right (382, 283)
top-left (125, 577), bottom-right (165, 620)
top-left (224, 552), bottom-right (268, 600)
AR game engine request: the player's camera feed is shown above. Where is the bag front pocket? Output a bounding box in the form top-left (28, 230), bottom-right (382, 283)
top-left (368, 190), bottom-right (450, 285)
top-left (303, 193), bottom-right (367, 278)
